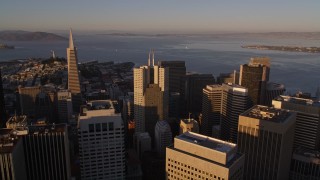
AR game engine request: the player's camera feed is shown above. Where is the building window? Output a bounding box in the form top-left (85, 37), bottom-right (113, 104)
top-left (109, 122), bottom-right (114, 131)
top-left (89, 124), bottom-right (94, 132)
top-left (102, 123), bottom-right (108, 131)
top-left (95, 123), bottom-right (101, 132)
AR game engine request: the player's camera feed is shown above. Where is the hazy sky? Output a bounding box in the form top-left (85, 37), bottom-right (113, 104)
top-left (1, 0), bottom-right (319, 33)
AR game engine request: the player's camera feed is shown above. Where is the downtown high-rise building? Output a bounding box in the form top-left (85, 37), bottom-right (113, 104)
top-left (18, 86), bottom-right (55, 121)
top-left (57, 90), bottom-right (73, 123)
top-left (0, 69), bottom-right (6, 127)
top-left (0, 129), bottom-right (27, 180)
top-left (264, 82), bottom-right (285, 106)
top-left (238, 105), bottom-right (296, 180)
top-left (239, 57), bottom-right (270, 106)
top-left (155, 120), bottom-right (172, 157)
top-left (220, 84), bottom-right (248, 143)
top-left (272, 95), bottom-right (320, 150)
top-left (184, 73), bottom-right (215, 116)
top-left (158, 61), bottom-right (187, 118)
top-left (272, 95), bottom-right (320, 179)
top-left (78, 100), bottom-right (126, 179)
top-left (201, 84), bottom-right (223, 136)
top-left (67, 29), bottom-right (82, 112)
top-left (134, 51), bottom-right (169, 140)
top-left (166, 132), bottom-right (245, 180)
top-left (201, 83), bottom-right (248, 141)
top-left (23, 123), bottom-right (71, 180)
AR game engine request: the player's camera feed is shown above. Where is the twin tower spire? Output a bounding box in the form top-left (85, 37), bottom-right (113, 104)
top-left (148, 49), bottom-right (155, 66)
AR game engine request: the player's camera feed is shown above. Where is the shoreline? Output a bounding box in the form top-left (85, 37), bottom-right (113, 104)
top-left (242, 45), bottom-right (320, 53)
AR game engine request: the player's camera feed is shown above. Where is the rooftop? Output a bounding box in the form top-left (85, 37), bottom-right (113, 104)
top-left (181, 118), bottom-right (198, 125)
top-left (223, 83), bottom-right (248, 93)
top-left (27, 123), bottom-right (67, 135)
top-left (177, 132), bottom-right (236, 153)
top-left (275, 95), bottom-right (320, 107)
top-left (0, 129), bottom-right (20, 153)
top-left (80, 100), bottom-right (120, 117)
top-left (266, 82), bottom-right (285, 91)
top-left (242, 105), bottom-right (292, 123)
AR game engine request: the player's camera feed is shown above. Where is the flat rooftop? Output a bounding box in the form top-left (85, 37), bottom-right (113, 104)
top-left (27, 123), bottom-right (67, 135)
top-left (81, 100), bottom-right (119, 117)
top-left (177, 132), bottom-right (236, 153)
top-left (205, 84), bottom-right (222, 90)
top-left (242, 105), bottom-right (292, 123)
top-left (0, 129), bottom-right (20, 153)
top-left (275, 95), bottom-right (320, 107)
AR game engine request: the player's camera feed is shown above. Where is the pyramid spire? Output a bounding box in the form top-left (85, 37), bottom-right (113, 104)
top-left (69, 29), bottom-right (74, 49)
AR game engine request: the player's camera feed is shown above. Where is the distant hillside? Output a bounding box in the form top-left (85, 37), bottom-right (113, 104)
top-left (0, 30), bottom-right (67, 41)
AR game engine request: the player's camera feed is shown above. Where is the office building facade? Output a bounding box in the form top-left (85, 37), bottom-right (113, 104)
top-left (0, 129), bottom-right (27, 180)
top-left (272, 95), bottom-right (320, 150)
top-left (238, 105), bottom-right (296, 180)
top-left (220, 84), bottom-right (248, 143)
top-left (201, 85), bottom-right (223, 136)
top-left (201, 83), bottom-right (248, 141)
top-left (184, 73), bottom-right (215, 115)
top-left (155, 120), bottom-right (172, 157)
top-left (23, 123), bottom-right (71, 180)
top-left (78, 100), bottom-right (126, 179)
top-left (239, 58), bottom-right (269, 106)
top-left (166, 132), bottom-right (245, 180)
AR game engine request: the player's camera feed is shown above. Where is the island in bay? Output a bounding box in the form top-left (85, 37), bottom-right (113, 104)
top-left (242, 45), bottom-right (320, 53)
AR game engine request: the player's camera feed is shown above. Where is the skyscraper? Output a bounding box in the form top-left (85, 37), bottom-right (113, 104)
top-left (0, 69), bottom-right (6, 127)
top-left (201, 84), bottom-right (222, 136)
top-left (184, 73), bottom-right (215, 116)
top-left (0, 129), bottom-right (27, 179)
top-left (201, 83), bottom-right (248, 141)
top-left (23, 123), bottom-right (71, 180)
top-left (166, 132), bottom-right (245, 180)
top-left (238, 105), bottom-right (296, 180)
top-left (78, 100), bottom-right (126, 179)
top-left (134, 51), bottom-right (169, 140)
top-left (272, 95), bottom-right (320, 150)
top-left (155, 120), bottom-right (172, 157)
top-left (18, 86), bottom-right (41, 117)
top-left (67, 29), bottom-right (82, 112)
top-left (239, 57), bottom-right (270, 106)
top-left (217, 70), bottom-right (239, 84)
top-left (18, 86), bottom-right (55, 121)
top-left (57, 90), bottom-right (73, 123)
top-left (157, 61), bottom-right (186, 94)
top-left (158, 61), bottom-right (186, 118)
top-left (264, 82), bottom-right (285, 106)
top-left (290, 148), bottom-right (320, 179)
top-left (220, 84), bottom-right (248, 143)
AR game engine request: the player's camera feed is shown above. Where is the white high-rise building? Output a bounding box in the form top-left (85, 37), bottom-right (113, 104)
top-left (155, 120), bottom-right (172, 157)
top-left (134, 51), bottom-right (169, 139)
top-left (78, 100), bottom-right (126, 180)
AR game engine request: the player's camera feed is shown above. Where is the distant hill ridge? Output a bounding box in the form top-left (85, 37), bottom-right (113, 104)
top-left (0, 30), bottom-right (67, 41)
